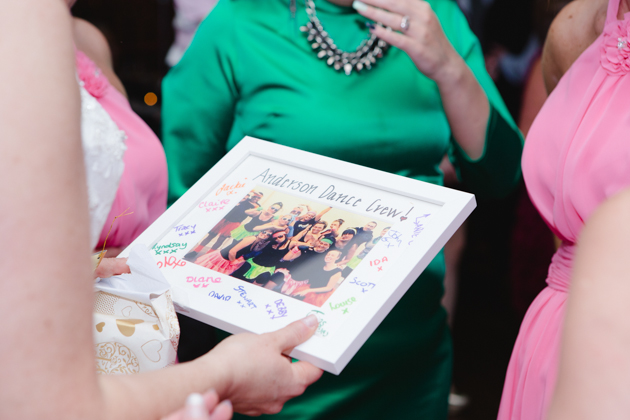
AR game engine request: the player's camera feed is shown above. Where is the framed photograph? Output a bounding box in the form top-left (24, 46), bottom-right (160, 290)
top-left (121, 137), bottom-right (475, 374)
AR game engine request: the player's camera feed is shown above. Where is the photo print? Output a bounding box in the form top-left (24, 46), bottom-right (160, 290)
top-left (183, 185), bottom-right (392, 307)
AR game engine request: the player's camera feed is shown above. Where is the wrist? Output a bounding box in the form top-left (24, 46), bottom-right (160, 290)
top-left (199, 351), bottom-right (232, 399)
top-left (433, 54), bottom-right (468, 92)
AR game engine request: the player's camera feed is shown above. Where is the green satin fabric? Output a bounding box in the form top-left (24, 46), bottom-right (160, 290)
top-left (162, 0), bottom-right (522, 418)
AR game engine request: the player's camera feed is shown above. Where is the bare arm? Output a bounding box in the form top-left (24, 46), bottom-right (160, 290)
top-left (0, 3), bottom-right (321, 419)
top-left (297, 272), bottom-right (342, 296)
top-left (548, 189), bottom-right (630, 420)
top-left (253, 220), bottom-right (283, 232)
top-left (0, 2), bottom-right (99, 419)
top-left (228, 236), bottom-right (255, 261)
top-left (358, 0), bottom-right (488, 159)
top-left (541, 0), bottom-right (607, 94)
top-left (244, 207), bottom-right (262, 217)
top-left (340, 244), bottom-right (358, 265)
top-left (314, 206), bottom-right (332, 221)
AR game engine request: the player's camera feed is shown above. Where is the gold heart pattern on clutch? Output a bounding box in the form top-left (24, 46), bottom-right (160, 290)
top-left (136, 302), bottom-right (157, 317)
top-left (141, 339), bottom-right (163, 363)
top-left (95, 342), bottom-right (140, 375)
top-left (116, 319), bottom-right (145, 337)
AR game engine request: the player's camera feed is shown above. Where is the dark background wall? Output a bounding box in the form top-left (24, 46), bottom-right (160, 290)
top-left (72, 0), bottom-right (174, 136)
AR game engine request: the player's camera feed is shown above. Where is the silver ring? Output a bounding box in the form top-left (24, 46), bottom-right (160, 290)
top-left (400, 15), bottom-right (410, 31)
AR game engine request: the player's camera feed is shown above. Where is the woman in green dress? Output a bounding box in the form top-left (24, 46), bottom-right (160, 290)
top-left (162, 0), bottom-right (523, 417)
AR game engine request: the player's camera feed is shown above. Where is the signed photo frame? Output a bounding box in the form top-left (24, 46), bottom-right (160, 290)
top-left (122, 137), bottom-right (476, 374)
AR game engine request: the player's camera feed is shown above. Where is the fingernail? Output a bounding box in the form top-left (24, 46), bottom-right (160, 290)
top-left (219, 399), bottom-right (232, 409)
top-left (365, 22), bottom-right (375, 29)
top-left (303, 314), bottom-right (319, 328)
top-left (352, 1), bottom-right (368, 12)
top-left (185, 393), bottom-right (207, 419)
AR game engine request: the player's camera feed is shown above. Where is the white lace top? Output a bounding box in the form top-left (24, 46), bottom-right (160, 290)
top-left (79, 83), bottom-right (126, 248)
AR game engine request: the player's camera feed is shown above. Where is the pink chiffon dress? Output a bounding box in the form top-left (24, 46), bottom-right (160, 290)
top-left (76, 50), bottom-right (168, 249)
top-left (498, 0), bottom-right (630, 418)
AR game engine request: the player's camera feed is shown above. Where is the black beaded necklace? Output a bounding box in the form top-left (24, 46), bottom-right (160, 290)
top-left (298, 0), bottom-right (390, 75)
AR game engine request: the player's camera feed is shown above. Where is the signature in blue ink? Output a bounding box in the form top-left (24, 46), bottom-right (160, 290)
top-left (175, 224), bottom-right (197, 237)
top-left (408, 214), bottom-right (430, 245)
top-left (208, 291), bottom-right (231, 301)
top-left (265, 299), bottom-right (288, 319)
top-left (349, 277), bottom-right (376, 293)
top-left (234, 285), bottom-right (257, 309)
top-left (381, 229), bottom-right (403, 249)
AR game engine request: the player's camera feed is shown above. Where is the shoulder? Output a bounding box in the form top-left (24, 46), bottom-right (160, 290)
top-left (73, 18), bottom-right (113, 70)
top-left (73, 18), bottom-right (126, 96)
top-left (542, 0), bottom-right (608, 93)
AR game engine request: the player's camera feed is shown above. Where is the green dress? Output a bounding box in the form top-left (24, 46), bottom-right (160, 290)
top-left (162, 0), bottom-right (523, 418)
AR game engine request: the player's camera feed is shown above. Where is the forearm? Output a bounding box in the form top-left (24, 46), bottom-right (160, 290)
top-left (302, 287), bottom-right (331, 295)
top-left (548, 190), bottom-right (630, 420)
top-left (99, 356), bottom-right (230, 420)
top-left (436, 57), bottom-right (490, 161)
top-left (0, 1), bottom-right (103, 419)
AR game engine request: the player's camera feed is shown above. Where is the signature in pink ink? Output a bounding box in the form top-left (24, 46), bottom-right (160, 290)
top-left (198, 199), bottom-right (230, 213)
top-left (156, 256), bottom-right (186, 269)
top-left (187, 276), bottom-right (221, 288)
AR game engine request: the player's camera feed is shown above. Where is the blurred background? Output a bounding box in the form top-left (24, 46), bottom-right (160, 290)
top-left (72, 0), bottom-right (569, 418)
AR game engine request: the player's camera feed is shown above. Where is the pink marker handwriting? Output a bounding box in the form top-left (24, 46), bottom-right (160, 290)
top-left (187, 276), bottom-right (221, 287)
top-left (156, 256), bottom-right (186, 269)
top-left (369, 257), bottom-right (388, 272)
top-left (198, 199), bottom-right (230, 213)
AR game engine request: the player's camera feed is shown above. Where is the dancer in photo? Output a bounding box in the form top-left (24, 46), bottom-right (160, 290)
top-left (292, 250), bottom-right (344, 307)
top-left (231, 230), bottom-right (302, 285)
top-left (352, 221), bottom-right (377, 247)
top-left (302, 221), bottom-right (327, 246)
top-left (229, 202), bottom-right (283, 242)
top-left (184, 191), bottom-right (263, 260)
top-left (252, 213), bottom-right (293, 234)
top-left (333, 228), bottom-right (358, 264)
top-left (268, 238), bottom-right (334, 294)
top-left (192, 229), bottom-right (273, 275)
top-left (343, 226), bottom-right (390, 277)
top-left (291, 206), bottom-right (332, 238)
top-left (320, 219), bottom-right (344, 242)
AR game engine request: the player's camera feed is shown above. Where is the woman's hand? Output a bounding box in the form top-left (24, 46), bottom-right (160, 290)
top-left (353, 0), bottom-right (464, 84)
top-left (162, 390), bottom-right (233, 420)
top-left (203, 316), bottom-right (323, 415)
top-left (94, 257), bottom-right (131, 279)
top-left (353, 0), bottom-right (490, 159)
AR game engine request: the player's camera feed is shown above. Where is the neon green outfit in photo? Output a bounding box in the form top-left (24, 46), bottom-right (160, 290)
top-left (162, 0), bottom-right (523, 418)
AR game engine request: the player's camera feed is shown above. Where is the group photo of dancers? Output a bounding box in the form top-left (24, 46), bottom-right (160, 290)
top-left (183, 186), bottom-right (391, 307)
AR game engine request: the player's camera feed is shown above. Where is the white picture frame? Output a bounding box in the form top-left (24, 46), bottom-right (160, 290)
top-left (121, 137), bottom-right (476, 374)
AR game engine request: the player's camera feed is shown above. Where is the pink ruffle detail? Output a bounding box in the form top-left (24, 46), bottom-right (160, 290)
top-left (75, 50), bottom-right (109, 98)
top-left (601, 13), bottom-right (630, 75)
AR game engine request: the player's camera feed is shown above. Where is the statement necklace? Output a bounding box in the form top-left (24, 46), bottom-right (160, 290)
top-left (299, 0), bottom-right (389, 75)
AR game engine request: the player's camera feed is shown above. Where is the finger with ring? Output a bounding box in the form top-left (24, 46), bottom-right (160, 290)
top-left (400, 15), bottom-right (410, 31)
top-left (354, 4), bottom-right (411, 33)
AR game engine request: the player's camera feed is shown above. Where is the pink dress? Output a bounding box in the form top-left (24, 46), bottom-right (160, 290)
top-left (498, 1), bottom-right (630, 418)
top-left (76, 51), bottom-right (168, 249)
